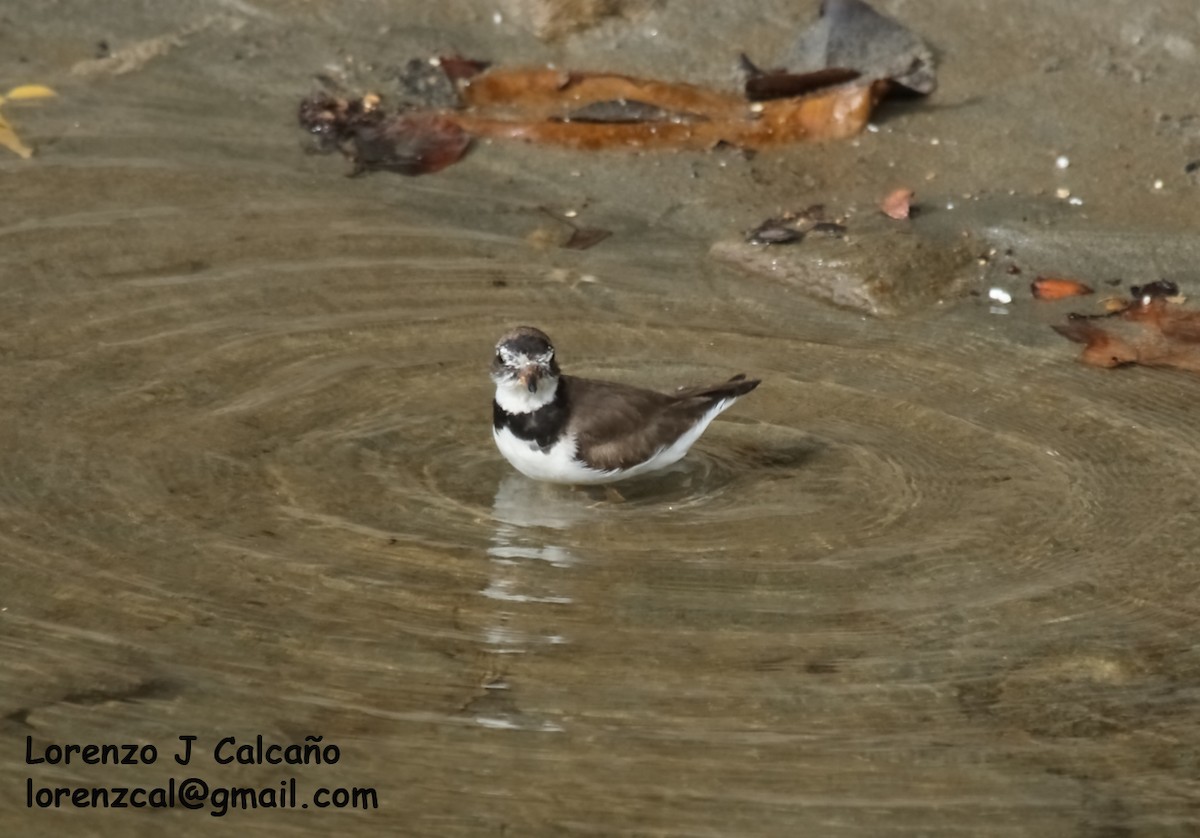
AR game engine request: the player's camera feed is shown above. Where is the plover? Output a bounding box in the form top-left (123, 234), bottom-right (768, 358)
top-left (491, 326), bottom-right (760, 484)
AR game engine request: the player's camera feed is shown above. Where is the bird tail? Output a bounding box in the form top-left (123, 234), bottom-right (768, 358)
top-left (676, 374), bottom-right (761, 402)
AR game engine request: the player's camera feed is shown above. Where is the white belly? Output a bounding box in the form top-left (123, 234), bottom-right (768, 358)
top-left (493, 426), bottom-right (613, 484)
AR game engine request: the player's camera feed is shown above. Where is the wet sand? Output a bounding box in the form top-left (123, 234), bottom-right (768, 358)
top-left (2, 1), bottom-right (1200, 835)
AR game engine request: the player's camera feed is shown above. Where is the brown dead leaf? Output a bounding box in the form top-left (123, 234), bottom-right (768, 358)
top-left (1053, 281), bottom-right (1200, 372)
top-left (299, 94), bottom-right (471, 175)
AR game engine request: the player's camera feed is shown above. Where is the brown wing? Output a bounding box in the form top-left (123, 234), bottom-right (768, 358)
top-left (564, 374), bottom-right (759, 471)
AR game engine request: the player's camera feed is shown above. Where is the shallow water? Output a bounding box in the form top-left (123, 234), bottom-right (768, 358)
top-left (3, 1), bottom-right (1200, 835)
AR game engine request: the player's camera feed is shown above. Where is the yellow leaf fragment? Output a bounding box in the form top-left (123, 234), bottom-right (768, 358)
top-left (5, 84), bottom-right (57, 101)
top-left (0, 84), bottom-right (57, 158)
top-left (0, 113), bottom-right (34, 159)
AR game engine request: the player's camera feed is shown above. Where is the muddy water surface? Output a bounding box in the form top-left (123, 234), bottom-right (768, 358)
top-left (3, 1), bottom-right (1200, 835)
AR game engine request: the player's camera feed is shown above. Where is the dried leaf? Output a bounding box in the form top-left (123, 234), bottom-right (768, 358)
top-left (879, 187), bottom-right (914, 219)
top-left (458, 68), bottom-right (882, 150)
top-left (1032, 276), bottom-right (1094, 300)
top-left (1054, 284), bottom-right (1200, 372)
top-left (303, 56), bottom-right (888, 176)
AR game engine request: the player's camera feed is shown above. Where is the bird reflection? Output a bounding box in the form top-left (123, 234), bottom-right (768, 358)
top-left (484, 474), bottom-right (589, 628)
top-left (469, 475), bottom-right (598, 732)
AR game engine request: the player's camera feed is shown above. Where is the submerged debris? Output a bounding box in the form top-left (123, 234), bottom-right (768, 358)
top-left (720, 206), bottom-right (977, 316)
top-left (563, 227), bottom-right (612, 250)
top-left (498, 0), bottom-right (650, 41)
top-left (389, 55), bottom-right (492, 110)
top-left (780, 0), bottom-right (937, 95)
top-left (741, 60), bottom-right (863, 102)
top-left (810, 221), bottom-right (848, 238)
top-left (1053, 280), bottom-right (1200, 372)
top-left (536, 207), bottom-right (612, 251)
top-left (392, 57), bottom-right (477, 110)
top-left (1131, 280), bottom-right (1184, 303)
top-left (298, 91), bottom-right (471, 175)
top-left (69, 16), bottom-right (227, 77)
top-left (744, 205), bottom-right (843, 246)
top-left (745, 220), bottom-right (803, 245)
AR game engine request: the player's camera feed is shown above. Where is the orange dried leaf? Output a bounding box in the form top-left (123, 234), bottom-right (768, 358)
top-left (1032, 276), bottom-right (1094, 300)
top-left (879, 187), bottom-right (913, 219)
top-left (457, 68), bottom-right (883, 151)
top-left (461, 68), bottom-right (745, 120)
top-left (303, 62), bottom-right (887, 176)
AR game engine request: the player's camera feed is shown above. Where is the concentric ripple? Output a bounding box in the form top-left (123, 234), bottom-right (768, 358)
top-left (4, 71), bottom-right (1200, 837)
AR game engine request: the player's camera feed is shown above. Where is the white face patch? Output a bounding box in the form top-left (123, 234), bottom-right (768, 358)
top-left (494, 373), bottom-right (559, 415)
top-left (493, 344), bottom-right (558, 415)
top-left (498, 346), bottom-right (553, 368)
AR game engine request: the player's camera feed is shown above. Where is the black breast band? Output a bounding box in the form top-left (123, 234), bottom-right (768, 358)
top-left (493, 382), bottom-right (570, 452)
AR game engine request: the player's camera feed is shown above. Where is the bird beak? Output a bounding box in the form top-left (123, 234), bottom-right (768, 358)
top-left (518, 365), bottom-right (541, 392)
